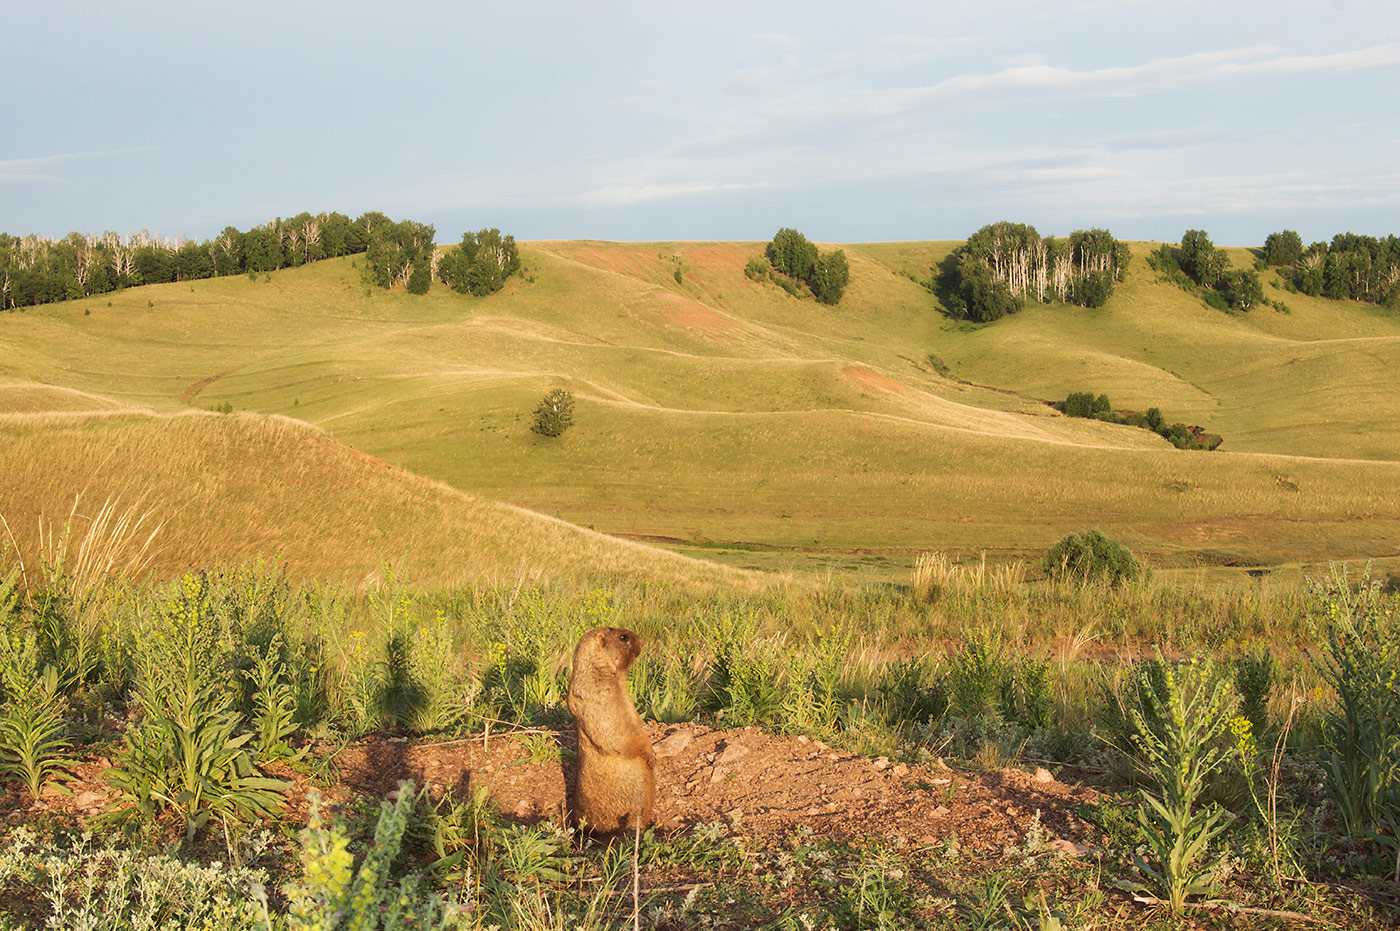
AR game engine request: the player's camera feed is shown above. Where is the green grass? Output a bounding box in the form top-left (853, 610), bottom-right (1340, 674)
top-left (2, 240), bottom-right (1399, 578)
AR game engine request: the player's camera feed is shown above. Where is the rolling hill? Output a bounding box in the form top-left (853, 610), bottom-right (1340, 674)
top-left (1, 238), bottom-right (1397, 578)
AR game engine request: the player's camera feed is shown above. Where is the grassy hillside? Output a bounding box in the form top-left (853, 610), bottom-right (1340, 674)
top-left (0, 409), bottom-right (749, 589)
top-left (1, 239), bottom-right (1397, 576)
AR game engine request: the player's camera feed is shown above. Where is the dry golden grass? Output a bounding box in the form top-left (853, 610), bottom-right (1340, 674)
top-left (0, 410), bottom-right (756, 590)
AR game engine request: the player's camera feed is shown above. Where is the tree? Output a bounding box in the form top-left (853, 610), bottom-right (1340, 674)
top-left (1071, 270), bottom-right (1113, 308)
top-left (766, 228), bottom-right (818, 281)
top-left (365, 219), bottom-right (435, 289)
top-left (1179, 230), bottom-right (1227, 287)
top-left (949, 251), bottom-right (1021, 322)
top-left (532, 389), bottom-right (574, 437)
top-left (811, 249), bottom-right (849, 305)
top-left (437, 228), bottom-right (521, 296)
top-left (1219, 269), bottom-right (1263, 311)
top-left (1262, 230), bottom-right (1303, 266)
top-left (406, 261), bottom-right (431, 294)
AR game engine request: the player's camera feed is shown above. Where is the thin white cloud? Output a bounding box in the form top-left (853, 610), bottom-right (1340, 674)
top-left (0, 145), bottom-right (163, 187)
top-left (0, 145), bottom-right (161, 173)
top-left (576, 181), bottom-right (772, 208)
top-left (862, 41), bottom-right (1400, 112)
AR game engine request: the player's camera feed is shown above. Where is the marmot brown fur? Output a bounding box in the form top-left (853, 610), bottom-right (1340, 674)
top-left (566, 626), bottom-right (655, 834)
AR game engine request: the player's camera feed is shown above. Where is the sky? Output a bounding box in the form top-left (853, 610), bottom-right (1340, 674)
top-left (3, 0), bottom-right (1398, 246)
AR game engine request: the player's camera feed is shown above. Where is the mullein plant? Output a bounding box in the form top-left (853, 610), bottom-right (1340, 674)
top-left (1121, 653), bottom-right (1239, 913)
top-left (0, 631), bottom-right (72, 798)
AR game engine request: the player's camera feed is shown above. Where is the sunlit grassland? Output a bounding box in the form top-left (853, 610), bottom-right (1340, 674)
top-left (1, 239), bottom-right (1398, 577)
top-left (0, 411), bottom-right (750, 589)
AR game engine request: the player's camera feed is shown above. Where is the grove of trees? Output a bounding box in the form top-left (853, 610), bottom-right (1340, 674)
top-left (0, 211), bottom-right (441, 310)
top-left (436, 228), bottom-right (521, 296)
top-left (1054, 391), bottom-right (1221, 450)
top-left (756, 228), bottom-right (850, 305)
top-left (936, 222), bottom-right (1131, 323)
top-left (1149, 230), bottom-right (1264, 313)
top-left (1264, 230), bottom-right (1400, 307)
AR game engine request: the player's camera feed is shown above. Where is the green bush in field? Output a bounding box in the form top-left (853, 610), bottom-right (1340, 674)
top-left (1042, 530), bottom-right (1143, 586)
top-left (531, 389), bottom-right (574, 438)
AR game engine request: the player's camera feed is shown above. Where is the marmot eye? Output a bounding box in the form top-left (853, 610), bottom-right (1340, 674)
top-left (619, 633), bottom-right (629, 641)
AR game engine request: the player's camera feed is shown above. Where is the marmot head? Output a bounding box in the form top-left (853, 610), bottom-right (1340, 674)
top-left (574, 626), bottom-right (643, 675)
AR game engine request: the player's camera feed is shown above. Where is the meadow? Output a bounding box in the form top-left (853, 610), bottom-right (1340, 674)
top-left (1, 239), bottom-right (1398, 579)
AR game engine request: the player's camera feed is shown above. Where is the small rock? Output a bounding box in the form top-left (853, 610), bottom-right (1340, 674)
top-left (797, 735), bottom-right (809, 744)
top-left (715, 743), bottom-right (749, 766)
top-left (1033, 767), bottom-right (1054, 783)
top-left (813, 740), bottom-right (830, 751)
top-left (74, 790), bottom-right (108, 810)
top-left (826, 753), bottom-right (841, 761)
top-left (920, 835), bottom-right (938, 845)
top-left (1048, 838), bottom-right (1093, 858)
top-left (653, 731), bottom-right (692, 757)
top-left (892, 764), bottom-right (909, 777)
top-left (805, 807), bottom-right (822, 816)
top-left (931, 805), bottom-right (951, 817)
top-left (726, 808), bottom-right (744, 823)
top-left (873, 757), bottom-right (891, 770)
top-left (934, 757), bottom-right (952, 772)
top-left (709, 768), bottom-right (729, 784)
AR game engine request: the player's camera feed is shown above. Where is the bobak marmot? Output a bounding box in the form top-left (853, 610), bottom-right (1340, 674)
top-left (566, 626), bottom-right (655, 834)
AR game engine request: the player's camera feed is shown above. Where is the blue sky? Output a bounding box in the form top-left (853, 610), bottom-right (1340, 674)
top-left (4, 0), bottom-right (1398, 246)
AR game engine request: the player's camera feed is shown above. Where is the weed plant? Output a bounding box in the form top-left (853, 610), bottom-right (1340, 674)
top-left (1309, 564), bottom-right (1400, 874)
top-left (0, 631), bottom-right (71, 798)
top-left (1121, 654), bottom-right (1239, 912)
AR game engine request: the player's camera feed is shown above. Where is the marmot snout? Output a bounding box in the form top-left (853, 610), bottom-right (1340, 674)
top-left (566, 626), bottom-right (655, 833)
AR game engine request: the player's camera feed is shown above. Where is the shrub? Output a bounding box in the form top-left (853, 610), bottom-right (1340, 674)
top-left (744, 255), bottom-right (770, 281)
top-left (531, 389), bottom-right (574, 438)
top-left (1043, 530), bottom-right (1143, 586)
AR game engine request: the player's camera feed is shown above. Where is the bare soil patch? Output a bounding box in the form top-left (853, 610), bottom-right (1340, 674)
top-left (333, 722), bottom-right (1097, 850)
top-left (7, 723), bottom-right (1097, 854)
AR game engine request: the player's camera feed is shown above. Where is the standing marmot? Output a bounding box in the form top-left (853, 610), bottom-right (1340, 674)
top-left (566, 626), bottom-right (655, 833)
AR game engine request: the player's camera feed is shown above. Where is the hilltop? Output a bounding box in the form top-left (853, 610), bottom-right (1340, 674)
top-left (1, 238), bottom-right (1398, 578)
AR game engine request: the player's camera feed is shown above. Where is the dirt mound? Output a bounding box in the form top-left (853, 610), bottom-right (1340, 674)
top-left (336, 722), bottom-right (1098, 851)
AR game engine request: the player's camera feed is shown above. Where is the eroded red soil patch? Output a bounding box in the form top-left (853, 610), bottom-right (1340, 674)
top-left (844, 365), bottom-right (910, 395)
top-left (335, 722), bottom-right (1097, 850)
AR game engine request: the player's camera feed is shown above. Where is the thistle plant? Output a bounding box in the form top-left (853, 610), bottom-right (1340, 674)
top-left (1123, 653), bottom-right (1239, 912)
top-left (0, 631), bottom-right (71, 799)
